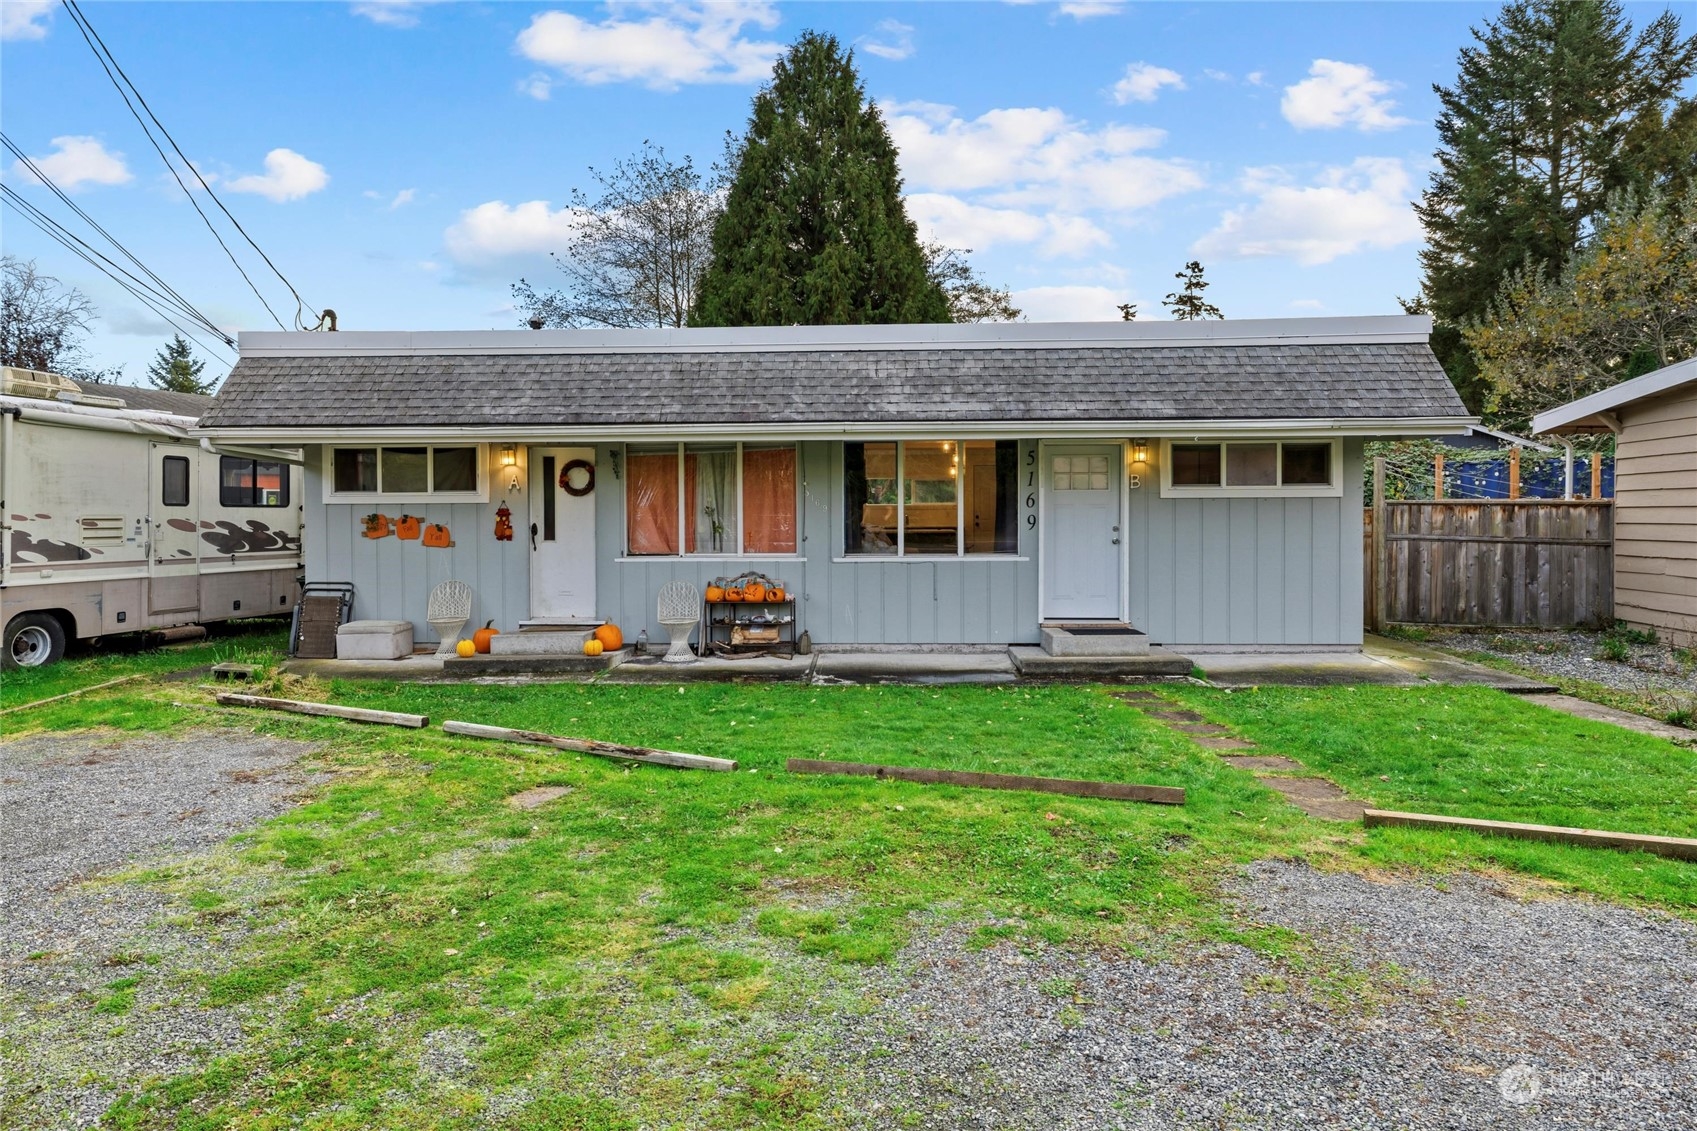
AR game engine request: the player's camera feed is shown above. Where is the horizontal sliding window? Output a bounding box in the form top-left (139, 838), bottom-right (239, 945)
top-left (326, 445), bottom-right (486, 499)
top-left (1164, 440), bottom-right (1339, 496)
top-left (845, 440), bottom-right (1018, 556)
top-left (625, 442), bottom-right (797, 557)
top-left (220, 456), bottom-right (290, 507)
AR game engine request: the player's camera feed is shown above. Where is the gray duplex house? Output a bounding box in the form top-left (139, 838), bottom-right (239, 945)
top-left (197, 316), bottom-right (1470, 652)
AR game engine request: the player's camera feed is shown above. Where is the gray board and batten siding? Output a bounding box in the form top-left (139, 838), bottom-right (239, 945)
top-left (304, 438), bottom-right (1367, 648)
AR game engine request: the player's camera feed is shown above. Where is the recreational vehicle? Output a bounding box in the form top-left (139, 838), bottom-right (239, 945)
top-left (1, 367), bottom-right (303, 668)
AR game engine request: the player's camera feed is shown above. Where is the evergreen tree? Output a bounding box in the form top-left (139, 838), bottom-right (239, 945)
top-left (692, 31), bottom-right (949, 326)
top-left (146, 333), bottom-right (214, 394)
top-left (1162, 261), bottom-right (1222, 320)
top-left (1414, 0), bottom-right (1696, 412)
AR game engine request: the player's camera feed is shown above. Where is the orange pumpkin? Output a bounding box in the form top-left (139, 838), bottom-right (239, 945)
top-left (473, 620), bottom-right (499, 653)
top-left (422, 523), bottom-right (452, 548)
top-left (455, 639), bottom-right (477, 658)
top-left (767, 587), bottom-right (786, 602)
top-left (743, 582), bottom-right (766, 603)
top-left (593, 624), bottom-right (623, 651)
top-left (395, 514), bottom-right (422, 540)
top-left (705, 585), bottom-right (726, 603)
top-left (583, 638), bottom-right (604, 657)
top-left (362, 513), bottom-right (391, 539)
top-left (722, 588), bottom-right (742, 603)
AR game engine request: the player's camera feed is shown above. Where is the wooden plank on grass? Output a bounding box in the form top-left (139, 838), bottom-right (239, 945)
top-left (216, 693), bottom-right (427, 729)
top-left (0, 674), bottom-right (145, 717)
top-left (1363, 808), bottom-right (1697, 862)
top-left (441, 720), bottom-right (736, 772)
top-left (786, 758), bottom-right (1184, 805)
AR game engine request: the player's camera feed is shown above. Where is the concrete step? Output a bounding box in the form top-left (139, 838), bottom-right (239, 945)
top-left (1010, 645), bottom-right (1193, 679)
top-left (441, 649), bottom-right (627, 676)
top-left (1040, 623), bottom-right (1150, 656)
top-left (489, 628), bottom-right (594, 656)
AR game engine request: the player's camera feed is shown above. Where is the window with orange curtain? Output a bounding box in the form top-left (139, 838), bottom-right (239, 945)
top-left (742, 446), bottom-right (797, 554)
top-left (626, 447), bottom-right (679, 555)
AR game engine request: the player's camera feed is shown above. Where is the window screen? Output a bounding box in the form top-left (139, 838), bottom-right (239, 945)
top-left (161, 456), bottom-right (190, 506)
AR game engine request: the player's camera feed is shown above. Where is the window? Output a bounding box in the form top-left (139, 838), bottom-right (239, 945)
top-left (1162, 440), bottom-right (1340, 496)
top-left (845, 440), bottom-right (1020, 556)
top-left (220, 456), bottom-right (290, 507)
top-left (624, 442), bottom-right (797, 557)
top-left (326, 445), bottom-right (486, 500)
top-left (161, 456), bottom-right (190, 507)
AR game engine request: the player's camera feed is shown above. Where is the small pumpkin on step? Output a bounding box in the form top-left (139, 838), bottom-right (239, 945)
top-left (583, 638), bottom-right (605, 658)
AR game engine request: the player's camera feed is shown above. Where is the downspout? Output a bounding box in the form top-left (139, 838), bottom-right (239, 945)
top-left (1560, 439), bottom-right (1575, 500)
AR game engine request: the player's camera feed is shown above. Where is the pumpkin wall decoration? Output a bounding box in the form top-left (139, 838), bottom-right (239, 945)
top-left (583, 638), bottom-right (604, 657)
top-left (362, 513), bottom-right (391, 539)
top-left (493, 504), bottom-right (514, 542)
top-left (473, 620), bottom-right (499, 654)
top-left (422, 523), bottom-right (453, 548)
top-left (395, 515), bottom-right (422, 540)
top-left (455, 639), bottom-right (477, 658)
top-left (593, 623), bottom-right (623, 651)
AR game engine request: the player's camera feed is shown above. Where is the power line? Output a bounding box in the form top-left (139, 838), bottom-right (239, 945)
top-left (2, 132), bottom-right (231, 344)
top-left (61, 0), bottom-right (322, 330)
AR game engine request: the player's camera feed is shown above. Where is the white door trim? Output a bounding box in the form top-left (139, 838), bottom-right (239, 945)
top-left (1036, 439), bottom-right (1127, 623)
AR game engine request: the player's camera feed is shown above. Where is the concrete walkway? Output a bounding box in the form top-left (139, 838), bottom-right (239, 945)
top-left (1193, 635), bottom-right (1557, 692)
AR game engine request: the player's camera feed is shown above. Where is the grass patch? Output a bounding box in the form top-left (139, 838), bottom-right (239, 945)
top-left (0, 620), bottom-right (288, 711)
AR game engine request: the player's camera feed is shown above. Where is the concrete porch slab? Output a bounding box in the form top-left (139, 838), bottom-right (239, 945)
top-left (1008, 646), bottom-right (1193, 680)
top-left (282, 653), bottom-right (447, 680)
top-left (440, 649), bottom-right (626, 677)
top-left (1361, 635), bottom-right (1560, 692)
top-left (1194, 651), bottom-right (1419, 688)
top-left (603, 653), bottom-right (815, 682)
top-left (814, 651), bottom-right (1018, 683)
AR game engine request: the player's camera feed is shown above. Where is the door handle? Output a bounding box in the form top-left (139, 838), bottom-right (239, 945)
top-left (529, 522), bottom-right (538, 550)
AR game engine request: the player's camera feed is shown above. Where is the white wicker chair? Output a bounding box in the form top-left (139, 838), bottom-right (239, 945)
top-left (427, 580), bottom-right (473, 656)
top-left (657, 580), bottom-right (700, 664)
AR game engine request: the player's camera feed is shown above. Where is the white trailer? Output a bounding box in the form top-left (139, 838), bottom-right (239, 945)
top-left (1, 367), bottom-right (303, 668)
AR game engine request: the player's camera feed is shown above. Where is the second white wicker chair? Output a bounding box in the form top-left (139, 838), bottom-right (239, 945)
top-left (427, 580), bottom-right (473, 656)
top-left (657, 580), bottom-right (700, 664)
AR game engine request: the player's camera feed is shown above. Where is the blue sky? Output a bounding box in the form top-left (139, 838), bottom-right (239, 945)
top-left (0, 1), bottom-right (1674, 383)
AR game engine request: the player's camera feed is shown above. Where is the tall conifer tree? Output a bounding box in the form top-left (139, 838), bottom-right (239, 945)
top-left (1414, 0), bottom-right (1695, 412)
top-left (692, 32), bottom-right (949, 326)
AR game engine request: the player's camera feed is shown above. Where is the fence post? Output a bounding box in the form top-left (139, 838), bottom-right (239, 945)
top-left (1590, 456), bottom-right (1603, 500)
top-left (1508, 447), bottom-right (1521, 500)
top-left (1433, 452), bottom-right (1444, 500)
top-left (1371, 456), bottom-right (1387, 633)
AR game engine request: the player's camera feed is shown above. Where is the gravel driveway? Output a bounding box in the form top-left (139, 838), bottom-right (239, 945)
top-left (0, 729), bottom-right (318, 1129)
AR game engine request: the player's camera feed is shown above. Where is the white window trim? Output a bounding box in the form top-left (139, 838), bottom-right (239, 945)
top-left (844, 439), bottom-right (1025, 560)
top-left (623, 441), bottom-right (801, 559)
top-left (321, 443), bottom-right (490, 504)
top-left (1159, 438), bottom-right (1343, 499)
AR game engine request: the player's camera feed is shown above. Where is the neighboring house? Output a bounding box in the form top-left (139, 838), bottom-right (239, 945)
top-left (1533, 357), bottom-right (1697, 647)
top-left (196, 316), bottom-right (1471, 651)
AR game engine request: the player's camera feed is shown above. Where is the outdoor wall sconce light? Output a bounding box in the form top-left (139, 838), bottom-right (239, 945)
top-left (1131, 440), bottom-right (1150, 465)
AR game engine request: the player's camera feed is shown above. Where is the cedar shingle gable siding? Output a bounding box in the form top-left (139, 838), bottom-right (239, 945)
top-left (201, 342), bottom-right (1463, 429)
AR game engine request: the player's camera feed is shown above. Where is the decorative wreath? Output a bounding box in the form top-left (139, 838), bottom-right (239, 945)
top-left (558, 459), bottom-right (595, 496)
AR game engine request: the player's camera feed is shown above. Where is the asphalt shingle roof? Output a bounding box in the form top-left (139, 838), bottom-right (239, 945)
top-left (79, 380), bottom-right (214, 419)
top-left (201, 341), bottom-right (1465, 429)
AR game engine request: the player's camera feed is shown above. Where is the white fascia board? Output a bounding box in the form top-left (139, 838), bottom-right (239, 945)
top-left (237, 315), bottom-right (1433, 358)
top-left (197, 415), bottom-right (1477, 446)
top-left (1531, 357), bottom-right (1697, 434)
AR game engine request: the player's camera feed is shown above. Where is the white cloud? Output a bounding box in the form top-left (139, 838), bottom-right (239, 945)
top-left (1203, 69), bottom-right (1233, 83)
top-left (225, 149), bottom-right (329, 202)
top-left (443, 199), bottom-right (583, 272)
top-left (1, 0), bottom-right (52, 40)
top-left (1112, 62), bottom-right (1185, 104)
top-left (14, 136), bottom-right (132, 190)
top-left (1281, 60), bottom-right (1411, 131)
top-left (858, 19), bottom-right (914, 61)
top-left (1245, 71), bottom-right (1266, 86)
top-left (350, 1), bottom-right (443, 28)
top-left (906, 193), bottom-right (1110, 258)
top-left (515, 3), bottom-right (784, 90)
top-left (1058, 2), bottom-right (1123, 18)
top-left (884, 102), bottom-right (1202, 213)
top-left (1193, 157), bottom-right (1421, 266)
top-left (1289, 299), bottom-right (1327, 312)
top-left (1010, 285), bottom-right (1128, 322)
top-left (389, 188), bottom-right (416, 209)
top-left (518, 72), bottom-right (554, 100)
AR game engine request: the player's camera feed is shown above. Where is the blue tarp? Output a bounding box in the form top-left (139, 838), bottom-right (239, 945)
top-left (1445, 456), bottom-right (1614, 500)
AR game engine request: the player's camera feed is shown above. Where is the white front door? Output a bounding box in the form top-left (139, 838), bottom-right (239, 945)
top-left (529, 446), bottom-right (597, 620)
top-left (1042, 444), bottom-right (1122, 620)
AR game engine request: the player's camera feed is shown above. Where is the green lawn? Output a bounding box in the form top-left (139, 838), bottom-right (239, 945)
top-left (6, 662), bottom-right (1695, 1128)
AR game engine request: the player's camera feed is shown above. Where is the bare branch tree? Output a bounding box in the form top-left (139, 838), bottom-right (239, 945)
top-left (2, 255), bottom-right (100, 374)
top-left (513, 142), bottom-right (723, 329)
top-left (921, 242), bottom-right (1022, 323)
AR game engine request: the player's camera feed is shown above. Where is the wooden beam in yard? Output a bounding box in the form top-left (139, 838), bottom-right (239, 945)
top-left (786, 758), bottom-right (1184, 805)
top-left (1363, 809), bottom-right (1697, 862)
top-left (0, 674), bottom-right (145, 717)
top-left (442, 720), bottom-right (737, 772)
top-left (215, 692), bottom-right (427, 728)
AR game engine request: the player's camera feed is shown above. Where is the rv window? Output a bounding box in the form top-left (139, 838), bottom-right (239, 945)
top-left (162, 456), bottom-right (190, 507)
top-left (220, 457), bottom-right (290, 507)
top-left (334, 448), bottom-right (378, 493)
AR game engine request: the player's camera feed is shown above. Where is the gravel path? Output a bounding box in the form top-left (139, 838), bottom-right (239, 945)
top-left (1423, 628), bottom-right (1696, 697)
top-left (0, 729), bottom-right (318, 1130)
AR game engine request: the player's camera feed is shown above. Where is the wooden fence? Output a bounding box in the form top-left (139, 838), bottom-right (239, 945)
top-left (1366, 472), bottom-right (1614, 629)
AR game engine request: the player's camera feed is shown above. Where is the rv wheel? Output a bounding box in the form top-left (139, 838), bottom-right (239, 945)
top-left (4, 613), bottom-right (66, 669)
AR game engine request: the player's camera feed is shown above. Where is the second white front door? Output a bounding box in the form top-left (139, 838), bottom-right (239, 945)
top-left (1042, 444), bottom-right (1122, 620)
top-left (529, 446), bottom-right (597, 620)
